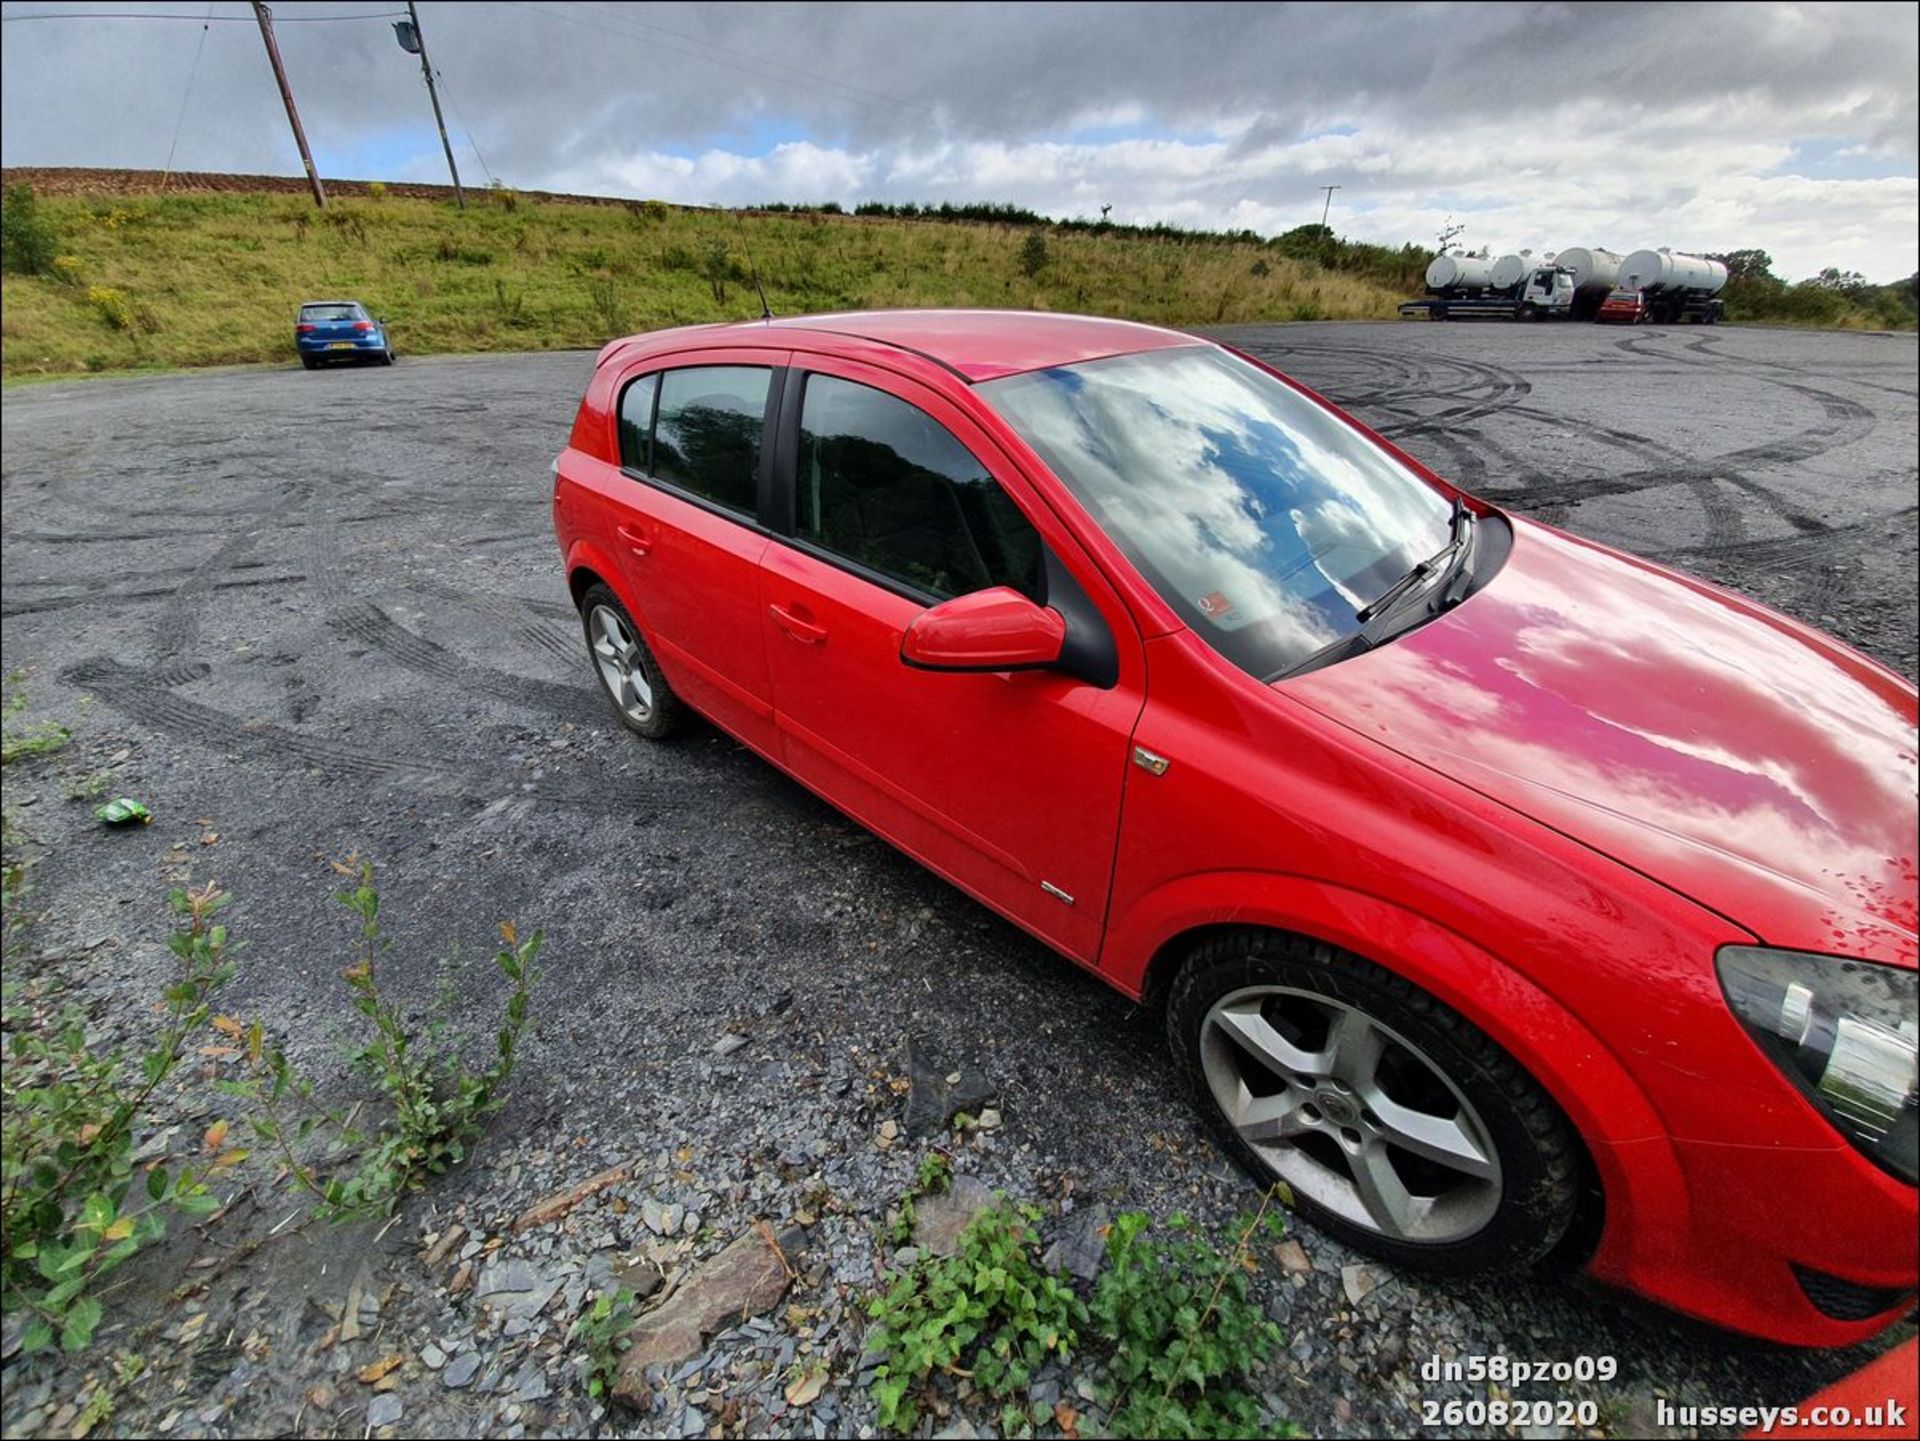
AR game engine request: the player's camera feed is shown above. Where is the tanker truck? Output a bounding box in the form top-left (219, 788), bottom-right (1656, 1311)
top-left (1551, 246), bottom-right (1625, 321)
top-left (1615, 248), bottom-right (1727, 324)
top-left (1399, 250), bottom-right (1575, 320)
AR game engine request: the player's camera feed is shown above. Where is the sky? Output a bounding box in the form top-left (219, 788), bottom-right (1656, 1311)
top-left (2, 1), bottom-right (1916, 283)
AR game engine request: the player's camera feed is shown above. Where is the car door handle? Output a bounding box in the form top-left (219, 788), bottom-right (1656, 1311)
top-left (615, 523), bottom-right (652, 557)
top-left (769, 603), bottom-right (827, 645)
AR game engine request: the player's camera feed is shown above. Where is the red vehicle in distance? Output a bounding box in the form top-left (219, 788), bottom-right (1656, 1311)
top-left (1596, 287), bottom-right (1650, 324)
top-left (551, 309), bottom-right (1918, 1346)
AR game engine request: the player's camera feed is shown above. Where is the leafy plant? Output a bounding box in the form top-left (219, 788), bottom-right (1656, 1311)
top-left (2, 184), bottom-right (59, 276)
top-left (914, 1150), bottom-right (952, 1196)
top-left (888, 1147), bottom-right (955, 1245)
top-left (2, 675), bottom-right (70, 766)
top-left (1093, 1203), bottom-right (1289, 1439)
top-left (50, 255), bottom-right (83, 288)
top-left (866, 1206), bottom-right (1084, 1431)
top-left (569, 1284), bottom-right (639, 1402)
top-left (221, 860), bottom-right (541, 1217)
top-left (865, 1192), bottom-right (1291, 1438)
top-left (1, 884), bottom-right (236, 1352)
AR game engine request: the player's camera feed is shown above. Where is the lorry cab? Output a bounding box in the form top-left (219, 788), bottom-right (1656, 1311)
top-left (1519, 267), bottom-right (1575, 319)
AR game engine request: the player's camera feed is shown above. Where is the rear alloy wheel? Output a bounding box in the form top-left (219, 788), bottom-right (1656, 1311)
top-left (1168, 931), bottom-right (1580, 1273)
top-left (579, 583), bottom-right (683, 739)
top-left (382, 348), bottom-right (395, 366)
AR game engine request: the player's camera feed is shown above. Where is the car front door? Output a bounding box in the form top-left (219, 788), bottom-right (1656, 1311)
top-left (599, 350), bottom-right (787, 755)
top-left (757, 356), bottom-right (1145, 963)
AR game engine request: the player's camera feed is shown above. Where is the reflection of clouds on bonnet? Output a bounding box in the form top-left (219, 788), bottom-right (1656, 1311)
top-left (1295, 526), bottom-right (1918, 949)
top-left (985, 346), bottom-right (1450, 678)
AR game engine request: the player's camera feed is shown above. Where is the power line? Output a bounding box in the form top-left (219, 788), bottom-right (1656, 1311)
top-left (160, 3), bottom-right (217, 189)
top-left (430, 68), bottom-right (494, 187)
top-left (1, 8), bottom-right (405, 21)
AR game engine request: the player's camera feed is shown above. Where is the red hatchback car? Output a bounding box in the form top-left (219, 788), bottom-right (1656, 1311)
top-left (552, 310), bottom-right (1917, 1345)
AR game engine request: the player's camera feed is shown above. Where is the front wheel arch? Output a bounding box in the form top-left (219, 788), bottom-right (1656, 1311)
top-left (1163, 924), bottom-right (1603, 1270)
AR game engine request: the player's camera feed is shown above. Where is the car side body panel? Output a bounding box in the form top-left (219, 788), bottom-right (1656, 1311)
top-left (553, 313), bottom-right (1918, 1347)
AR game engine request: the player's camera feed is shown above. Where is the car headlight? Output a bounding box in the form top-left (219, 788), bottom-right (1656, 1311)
top-left (1717, 946), bottom-right (1918, 1183)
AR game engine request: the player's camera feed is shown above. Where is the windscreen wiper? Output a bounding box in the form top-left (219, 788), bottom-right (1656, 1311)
top-left (1354, 496), bottom-right (1473, 624)
top-left (1268, 498), bottom-right (1477, 682)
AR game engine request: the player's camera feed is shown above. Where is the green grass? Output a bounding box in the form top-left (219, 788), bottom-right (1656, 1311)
top-left (0, 189), bottom-right (1414, 378)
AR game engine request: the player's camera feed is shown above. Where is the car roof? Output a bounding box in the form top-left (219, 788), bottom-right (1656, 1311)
top-left (739, 309), bottom-right (1201, 382)
top-left (299, 299), bottom-right (364, 308)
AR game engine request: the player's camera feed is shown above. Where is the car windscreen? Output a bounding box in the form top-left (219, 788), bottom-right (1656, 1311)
top-left (982, 345), bottom-right (1453, 679)
top-left (300, 304), bottom-right (362, 321)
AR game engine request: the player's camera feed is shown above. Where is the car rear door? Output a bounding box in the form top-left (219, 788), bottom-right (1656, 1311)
top-left (756, 355), bottom-right (1145, 964)
top-left (595, 348), bottom-right (788, 755)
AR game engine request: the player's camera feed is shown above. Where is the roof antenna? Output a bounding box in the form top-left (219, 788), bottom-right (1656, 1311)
top-left (727, 206), bottom-right (774, 321)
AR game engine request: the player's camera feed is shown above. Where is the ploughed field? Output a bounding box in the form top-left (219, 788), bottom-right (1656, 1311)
top-left (0, 322), bottom-right (1913, 1438)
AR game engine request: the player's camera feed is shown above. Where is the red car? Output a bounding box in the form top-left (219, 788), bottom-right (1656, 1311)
top-left (1596, 287), bottom-right (1649, 324)
top-left (552, 309), bottom-right (1917, 1346)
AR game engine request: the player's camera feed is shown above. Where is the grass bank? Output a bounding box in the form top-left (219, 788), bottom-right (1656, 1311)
top-left (0, 188), bottom-right (1404, 378)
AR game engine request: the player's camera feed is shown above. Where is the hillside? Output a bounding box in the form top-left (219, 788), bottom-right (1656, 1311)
top-left (0, 172), bottom-right (1409, 379)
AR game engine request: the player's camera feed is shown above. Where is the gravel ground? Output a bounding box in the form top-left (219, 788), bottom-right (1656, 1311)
top-left (0, 321), bottom-right (1914, 1440)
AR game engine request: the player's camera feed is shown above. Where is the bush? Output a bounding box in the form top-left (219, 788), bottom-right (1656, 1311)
top-left (2, 184), bottom-right (59, 276)
top-left (86, 287), bottom-right (133, 332)
top-left (2, 883), bottom-right (236, 1352)
top-left (1019, 230), bottom-right (1050, 278)
top-left (50, 256), bottom-right (82, 289)
top-left (867, 1195), bottom-right (1290, 1438)
top-left (867, 1207), bottom-right (1084, 1431)
top-left (1093, 1210), bottom-right (1286, 1438)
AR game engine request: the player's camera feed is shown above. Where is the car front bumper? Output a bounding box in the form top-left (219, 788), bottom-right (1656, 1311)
top-left (1589, 1127), bottom-right (1917, 1346)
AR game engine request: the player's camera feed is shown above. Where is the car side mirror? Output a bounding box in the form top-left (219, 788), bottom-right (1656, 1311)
top-left (901, 587), bottom-right (1066, 673)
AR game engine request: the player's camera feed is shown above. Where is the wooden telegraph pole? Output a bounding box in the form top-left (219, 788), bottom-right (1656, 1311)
top-left (251, 2), bottom-right (326, 209)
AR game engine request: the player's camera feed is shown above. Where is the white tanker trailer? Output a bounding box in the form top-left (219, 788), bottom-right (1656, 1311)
top-left (1614, 248), bottom-right (1727, 324)
top-left (1489, 253), bottom-right (1534, 290)
top-left (1423, 253), bottom-right (1502, 292)
top-left (1550, 246), bottom-right (1625, 319)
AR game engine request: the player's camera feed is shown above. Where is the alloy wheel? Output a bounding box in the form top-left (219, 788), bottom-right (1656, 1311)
top-left (588, 604), bottom-right (654, 724)
top-left (1199, 985), bottom-right (1502, 1243)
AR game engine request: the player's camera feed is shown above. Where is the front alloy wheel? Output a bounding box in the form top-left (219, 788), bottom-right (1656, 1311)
top-left (1169, 931), bottom-right (1581, 1273)
top-left (1199, 986), bottom-right (1500, 1243)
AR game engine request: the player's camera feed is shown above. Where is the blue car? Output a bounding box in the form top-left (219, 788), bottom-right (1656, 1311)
top-left (295, 299), bottom-right (394, 369)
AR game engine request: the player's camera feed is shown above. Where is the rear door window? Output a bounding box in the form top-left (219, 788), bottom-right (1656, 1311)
top-left (796, 374), bottom-right (1043, 601)
top-left (649, 366), bottom-right (772, 517)
top-left (617, 373), bottom-right (658, 473)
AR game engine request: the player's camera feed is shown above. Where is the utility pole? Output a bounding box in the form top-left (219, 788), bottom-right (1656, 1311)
top-left (1317, 184), bottom-right (1341, 231)
top-left (403, 2), bottom-right (464, 209)
top-left (251, 2), bottom-right (326, 208)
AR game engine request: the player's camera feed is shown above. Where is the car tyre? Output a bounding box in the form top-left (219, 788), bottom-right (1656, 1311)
top-left (301, 355), bottom-right (318, 370)
top-left (1167, 929), bottom-right (1581, 1274)
top-left (579, 583), bottom-right (684, 740)
top-left (382, 348), bottom-right (396, 366)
